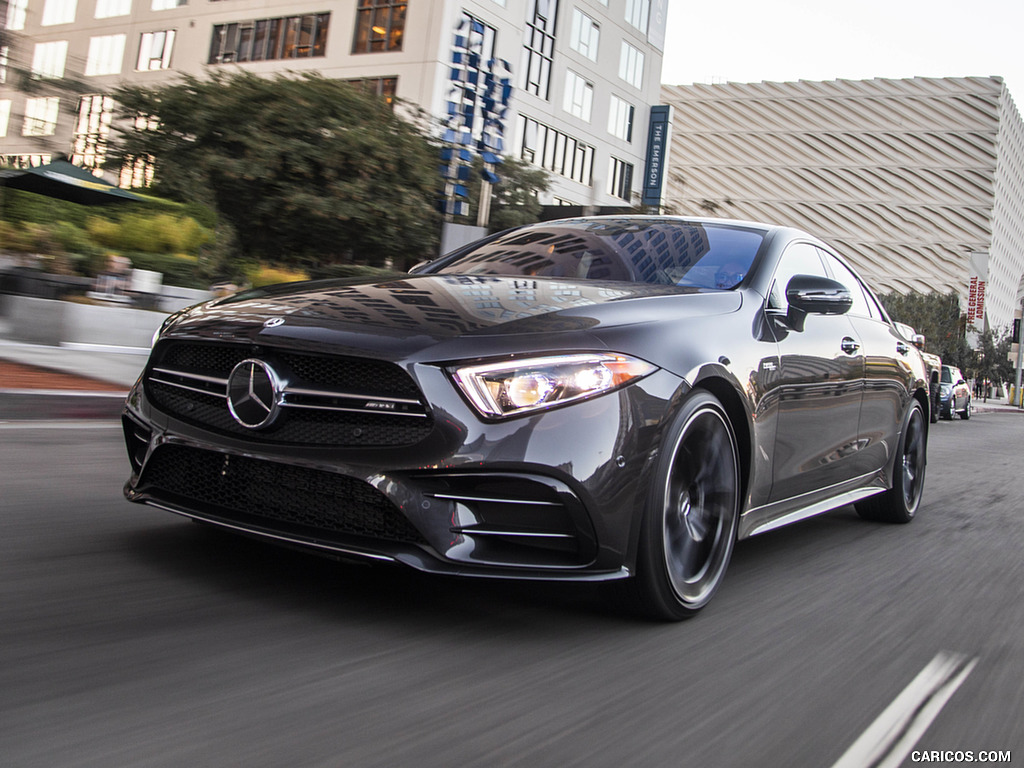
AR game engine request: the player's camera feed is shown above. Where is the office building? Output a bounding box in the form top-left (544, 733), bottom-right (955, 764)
top-left (1, 0), bottom-right (669, 210)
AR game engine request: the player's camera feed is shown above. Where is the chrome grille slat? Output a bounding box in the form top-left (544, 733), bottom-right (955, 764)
top-left (149, 376), bottom-right (228, 398)
top-left (430, 492), bottom-right (561, 506)
top-left (283, 386), bottom-right (421, 405)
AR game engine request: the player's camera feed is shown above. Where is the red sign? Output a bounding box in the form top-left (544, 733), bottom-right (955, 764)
top-left (968, 276), bottom-right (986, 322)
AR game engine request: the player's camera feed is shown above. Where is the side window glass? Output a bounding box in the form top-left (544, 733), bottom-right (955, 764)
top-left (768, 242), bottom-right (827, 310)
top-left (820, 251), bottom-right (871, 317)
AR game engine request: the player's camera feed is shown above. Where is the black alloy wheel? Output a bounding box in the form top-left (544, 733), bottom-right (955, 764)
top-left (856, 399), bottom-right (927, 523)
top-left (631, 391), bottom-right (741, 620)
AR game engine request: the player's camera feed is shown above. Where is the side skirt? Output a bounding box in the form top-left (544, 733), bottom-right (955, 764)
top-left (739, 476), bottom-right (886, 539)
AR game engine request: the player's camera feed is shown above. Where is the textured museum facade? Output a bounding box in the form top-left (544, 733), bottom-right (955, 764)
top-left (661, 76), bottom-right (1024, 330)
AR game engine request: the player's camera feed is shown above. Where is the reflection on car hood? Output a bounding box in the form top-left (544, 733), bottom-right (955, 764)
top-left (165, 274), bottom-right (742, 356)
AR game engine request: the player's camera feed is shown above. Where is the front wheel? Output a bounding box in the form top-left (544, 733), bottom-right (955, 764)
top-left (856, 399), bottom-right (927, 523)
top-left (959, 397), bottom-right (971, 420)
top-left (629, 391), bottom-right (741, 621)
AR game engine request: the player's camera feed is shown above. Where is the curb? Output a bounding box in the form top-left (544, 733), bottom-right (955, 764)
top-left (0, 389), bottom-right (127, 421)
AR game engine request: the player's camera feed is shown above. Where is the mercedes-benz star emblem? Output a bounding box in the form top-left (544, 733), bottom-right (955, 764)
top-left (263, 317), bottom-right (285, 328)
top-left (226, 359), bottom-right (281, 429)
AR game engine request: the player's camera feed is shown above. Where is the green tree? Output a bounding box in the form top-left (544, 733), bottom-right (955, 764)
top-left (107, 71), bottom-right (441, 269)
top-left (453, 157), bottom-right (550, 231)
top-left (971, 326), bottom-right (1015, 390)
top-left (878, 291), bottom-right (970, 368)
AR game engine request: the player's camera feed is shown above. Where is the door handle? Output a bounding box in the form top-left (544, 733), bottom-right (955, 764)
top-left (896, 341), bottom-right (910, 355)
top-left (841, 337), bottom-right (860, 355)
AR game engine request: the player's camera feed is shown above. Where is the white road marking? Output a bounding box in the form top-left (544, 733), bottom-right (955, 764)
top-left (831, 651), bottom-right (978, 768)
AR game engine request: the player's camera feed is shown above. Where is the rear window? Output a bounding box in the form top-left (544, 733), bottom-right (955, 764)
top-left (432, 219), bottom-right (765, 288)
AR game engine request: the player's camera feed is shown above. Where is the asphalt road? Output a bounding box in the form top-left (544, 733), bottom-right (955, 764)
top-left (2, 414), bottom-right (1021, 768)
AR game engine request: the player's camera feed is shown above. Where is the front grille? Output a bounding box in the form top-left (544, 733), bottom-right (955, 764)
top-left (146, 341), bottom-right (433, 447)
top-left (141, 444), bottom-right (427, 545)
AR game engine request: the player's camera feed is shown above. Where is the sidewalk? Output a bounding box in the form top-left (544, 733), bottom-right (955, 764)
top-left (0, 336), bottom-right (141, 420)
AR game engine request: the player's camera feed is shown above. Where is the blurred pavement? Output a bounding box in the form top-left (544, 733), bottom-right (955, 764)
top-left (0, 314), bottom-right (140, 418)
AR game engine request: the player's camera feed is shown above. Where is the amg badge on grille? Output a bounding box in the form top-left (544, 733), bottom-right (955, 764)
top-left (227, 359), bottom-right (281, 429)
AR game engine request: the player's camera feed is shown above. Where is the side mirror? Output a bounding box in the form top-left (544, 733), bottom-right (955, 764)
top-left (912, 333), bottom-right (926, 349)
top-left (785, 275), bottom-right (852, 331)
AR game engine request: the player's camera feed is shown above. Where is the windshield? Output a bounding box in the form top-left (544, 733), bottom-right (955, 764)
top-left (432, 219), bottom-right (765, 288)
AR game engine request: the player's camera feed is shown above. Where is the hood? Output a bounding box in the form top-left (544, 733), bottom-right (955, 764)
top-left (163, 274), bottom-right (742, 360)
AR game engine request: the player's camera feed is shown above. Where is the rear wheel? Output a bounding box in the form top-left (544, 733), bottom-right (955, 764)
top-left (856, 399), bottom-right (926, 523)
top-left (629, 391), bottom-right (741, 621)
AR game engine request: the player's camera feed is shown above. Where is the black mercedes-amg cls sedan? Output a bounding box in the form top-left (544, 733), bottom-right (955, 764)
top-left (122, 216), bottom-right (930, 619)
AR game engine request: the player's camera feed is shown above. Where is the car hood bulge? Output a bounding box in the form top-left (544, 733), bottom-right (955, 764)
top-left (163, 274), bottom-right (742, 360)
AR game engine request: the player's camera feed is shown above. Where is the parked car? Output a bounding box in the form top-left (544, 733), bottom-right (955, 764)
top-left (894, 323), bottom-right (941, 423)
top-left (122, 217), bottom-right (930, 620)
top-left (939, 364), bottom-right (971, 419)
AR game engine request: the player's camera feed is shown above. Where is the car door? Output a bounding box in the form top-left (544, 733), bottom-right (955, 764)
top-left (765, 242), bottom-right (864, 502)
top-left (820, 250), bottom-right (913, 477)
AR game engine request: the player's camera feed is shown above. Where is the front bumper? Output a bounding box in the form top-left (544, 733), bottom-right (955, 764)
top-left (122, 354), bottom-right (685, 581)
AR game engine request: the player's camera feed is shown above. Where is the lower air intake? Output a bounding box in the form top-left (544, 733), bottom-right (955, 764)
top-left (141, 444), bottom-right (427, 545)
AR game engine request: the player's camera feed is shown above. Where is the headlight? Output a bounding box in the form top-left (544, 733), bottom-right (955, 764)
top-left (451, 353), bottom-right (658, 419)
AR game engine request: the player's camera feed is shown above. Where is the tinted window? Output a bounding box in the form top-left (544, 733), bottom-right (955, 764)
top-left (433, 219), bottom-right (765, 287)
top-left (821, 251), bottom-right (872, 317)
top-left (768, 242), bottom-right (827, 310)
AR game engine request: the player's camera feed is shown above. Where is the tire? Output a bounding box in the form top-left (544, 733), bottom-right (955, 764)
top-left (959, 397), bottom-right (971, 420)
top-left (628, 391), bottom-right (741, 620)
top-left (856, 399), bottom-right (927, 523)
top-left (941, 400), bottom-right (953, 420)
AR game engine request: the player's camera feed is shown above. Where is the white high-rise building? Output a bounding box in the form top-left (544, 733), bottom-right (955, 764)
top-left (662, 76), bottom-right (1024, 330)
top-left (1, 0), bottom-right (669, 211)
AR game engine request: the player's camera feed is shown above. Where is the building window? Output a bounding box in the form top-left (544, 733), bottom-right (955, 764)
top-left (95, 0), bottom-right (131, 18)
top-left (608, 156), bottom-right (633, 201)
top-left (210, 14), bottom-right (329, 63)
top-left (151, 0), bottom-right (185, 8)
top-left (23, 97), bottom-right (60, 136)
top-left (352, 0), bottom-right (406, 54)
top-left (624, 0), bottom-right (649, 33)
top-left (41, 0), bottom-right (77, 25)
top-left (137, 30), bottom-right (175, 70)
top-left (521, 0), bottom-right (557, 99)
top-left (31, 41), bottom-right (69, 79)
top-left (569, 9), bottom-right (599, 61)
top-left (0, 100), bottom-right (11, 138)
top-left (619, 41), bottom-right (644, 88)
top-left (72, 95), bottom-right (115, 170)
top-left (0, 47), bottom-right (10, 84)
top-left (608, 95), bottom-right (634, 141)
top-left (5, 0), bottom-right (28, 30)
top-left (120, 156), bottom-right (155, 188)
top-left (85, 34), bottom-right (126, 76)
top-left (347, 76), bottom-right (398, 106)
top-left (2, 154), bottom-right (53, 168)
top-left (563, 70), bottom-right (592, 121)
top-left (517, 114), bottom-right (593, 185)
